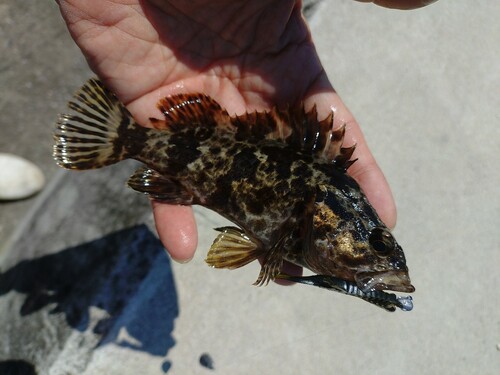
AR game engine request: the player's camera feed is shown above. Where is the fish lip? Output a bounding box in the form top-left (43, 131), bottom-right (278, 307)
top-left (354, 270), bottom-right (415, 293)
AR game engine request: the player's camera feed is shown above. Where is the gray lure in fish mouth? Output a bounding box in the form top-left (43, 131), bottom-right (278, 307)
top-left (276, 273), bottom-right (413, 312)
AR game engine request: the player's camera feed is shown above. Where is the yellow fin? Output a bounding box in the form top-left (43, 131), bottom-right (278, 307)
top-left (205, 227), bottom-right (263, 269)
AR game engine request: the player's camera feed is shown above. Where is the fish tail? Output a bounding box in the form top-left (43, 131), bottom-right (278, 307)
top-left (53, 78), bottom-right (143, 170)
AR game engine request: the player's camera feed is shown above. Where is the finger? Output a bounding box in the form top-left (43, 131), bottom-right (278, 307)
top-left (352, 0), bottom-right (438, 10)
top-left (152, 202), bottom-right (198, 262)
top-left (344, 123), bottom-right (398, 229)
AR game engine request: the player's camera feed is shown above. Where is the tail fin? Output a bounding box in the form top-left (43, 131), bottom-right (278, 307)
top-left (53, 78), bottom-right (139, 170)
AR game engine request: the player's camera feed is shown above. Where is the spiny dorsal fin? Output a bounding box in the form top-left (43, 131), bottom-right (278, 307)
top-left (151, 92), bottom-right (356, 170)
top-left (231, 109), bottom-right (287, 141)
top-left (323, 123), bottom-right (345, 161)
top-left (335, 144), bottom-right (357, 171)
top-left (278, 106), bottom-right (356, 170)
top-left (231, 105), bottom-right (356, 170)
top-left (322, 124), bottom-right (358, 171)
top-left (154, 94), bottom-right (232, 131)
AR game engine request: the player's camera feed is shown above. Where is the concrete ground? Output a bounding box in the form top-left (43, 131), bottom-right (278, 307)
top-left (0, 0), bottom-right (499, 374)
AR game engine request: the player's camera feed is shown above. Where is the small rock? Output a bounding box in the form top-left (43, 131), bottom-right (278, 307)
top-left (199, 353), bottom-right (214, 370)
top-left (0, 153), bottom-right (45, 200)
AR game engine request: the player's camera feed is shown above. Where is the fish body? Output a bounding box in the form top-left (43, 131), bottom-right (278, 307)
top-left (54, 78), bottom-right (414, 309)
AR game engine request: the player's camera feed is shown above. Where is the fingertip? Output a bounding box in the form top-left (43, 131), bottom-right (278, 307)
top-left (152, 202), bottom-right (198, 262)
top-left (353, 0), bottom-right (438, 10)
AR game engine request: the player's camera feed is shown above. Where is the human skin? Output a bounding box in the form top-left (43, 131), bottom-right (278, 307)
top-left (56, 0), bottom-right (433, 264)
top-left (353, 0), bottom-right (438, 10)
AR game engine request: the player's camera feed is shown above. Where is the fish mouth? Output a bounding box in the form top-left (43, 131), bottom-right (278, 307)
top-left (355, 270), bottom-right (415, 293)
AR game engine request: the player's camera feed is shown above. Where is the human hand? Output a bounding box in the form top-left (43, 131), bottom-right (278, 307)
top-left (57, 0), bottom-right (397, 264)
top-left (353, 0), bottom-right (438, 10)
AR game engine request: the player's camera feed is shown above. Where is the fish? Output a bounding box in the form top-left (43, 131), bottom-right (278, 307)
top-left (53, 78), bottom-right (415, 311)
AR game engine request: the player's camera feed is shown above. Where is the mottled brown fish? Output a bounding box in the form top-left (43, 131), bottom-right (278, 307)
top-left (54, 78), bottom-right (414, 311)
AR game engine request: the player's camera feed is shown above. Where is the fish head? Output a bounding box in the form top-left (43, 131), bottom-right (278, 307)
top-left (306, 181), bottom-right (414, 294)
top-left (352, 227), bottom-right (415, 293)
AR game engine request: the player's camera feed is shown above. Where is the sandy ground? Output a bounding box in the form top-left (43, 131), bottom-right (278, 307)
top-left (0, 0), bottom-right (499, 374)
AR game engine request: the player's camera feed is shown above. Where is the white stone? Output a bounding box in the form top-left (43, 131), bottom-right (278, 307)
top-left (0, 153), bottom-right (45, 200)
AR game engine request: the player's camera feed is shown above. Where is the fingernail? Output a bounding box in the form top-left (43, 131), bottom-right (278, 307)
top-left (170, 255), bottom-right (193, 264)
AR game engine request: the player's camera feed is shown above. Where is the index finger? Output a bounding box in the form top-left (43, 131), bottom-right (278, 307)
top-left (152, 202), bottom-right (198, 262)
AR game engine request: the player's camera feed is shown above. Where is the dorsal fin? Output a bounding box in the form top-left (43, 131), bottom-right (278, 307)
top-left (231, 108), bottom-right (290, 141)
top-left (231, 105), bottom-right (356, 170)
top-left (152, 93), bottom-right (232, 131)
top-left (150, 92), bottom-right (356, 170)
top-left (322, 124), bottom-right (358, 171)
top-left (278, 106), bottom-right (356, 170)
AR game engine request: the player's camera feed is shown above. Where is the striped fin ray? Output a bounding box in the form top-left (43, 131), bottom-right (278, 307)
top-left (206, 227), bottom-right (264, 269)
top-left (53, 78), bottom-right (140, 170)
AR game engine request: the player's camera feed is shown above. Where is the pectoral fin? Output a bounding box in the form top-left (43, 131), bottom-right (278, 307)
top-left (205, 227), bottom-right (264, 269)
top-left (127, 167), bottom-right (194, 204)
top-left (253, 232), bottom-right (288, 286)
top-left (254, 192), bottom-right (317, 287)
top-left (301, 188), bottom-right (317, 259)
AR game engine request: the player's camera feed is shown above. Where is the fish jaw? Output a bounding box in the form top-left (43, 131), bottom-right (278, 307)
top-left (354, 270), bottom-right (415, 293)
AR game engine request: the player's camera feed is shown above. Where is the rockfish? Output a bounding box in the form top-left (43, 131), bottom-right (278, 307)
top-left (53, 78), bottom-right (414, 311)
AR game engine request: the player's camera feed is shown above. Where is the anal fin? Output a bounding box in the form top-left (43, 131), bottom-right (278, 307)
top-left (205, 227), bottom-right (263, 269)
top-left (127, 167), bottom-right (193, 204)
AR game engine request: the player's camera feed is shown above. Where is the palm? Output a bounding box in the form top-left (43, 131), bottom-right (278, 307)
top-left (58, 0), bottom-right (396, 261)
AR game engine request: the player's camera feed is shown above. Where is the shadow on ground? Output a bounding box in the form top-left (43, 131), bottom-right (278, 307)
top-left (0, 225), bottom-right (178, 357)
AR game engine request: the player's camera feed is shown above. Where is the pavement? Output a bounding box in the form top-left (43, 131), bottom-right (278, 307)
top-left (0, 0), bottom-right (499, 374)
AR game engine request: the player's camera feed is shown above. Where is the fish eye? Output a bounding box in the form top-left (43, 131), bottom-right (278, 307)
top-left (369, 228), bottom-right (395, 256)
